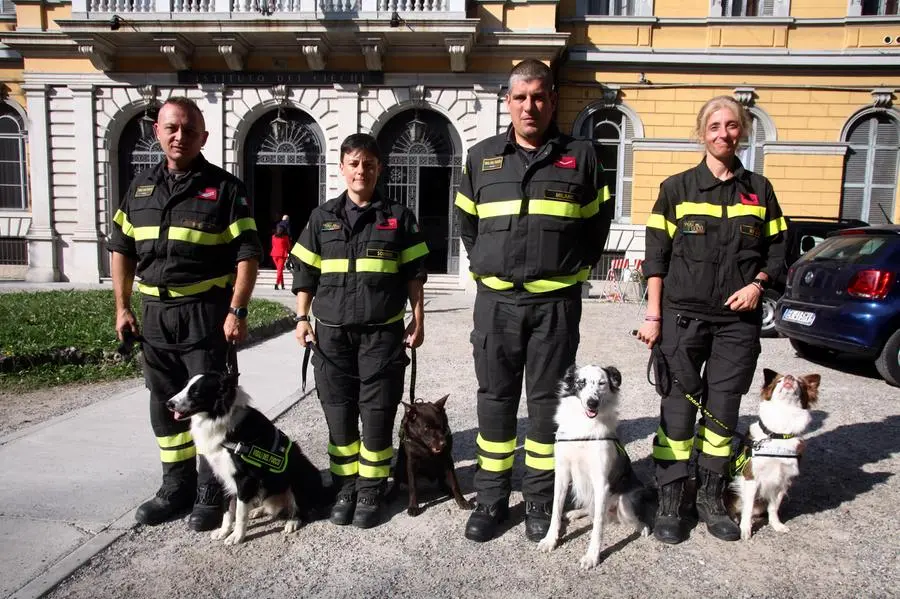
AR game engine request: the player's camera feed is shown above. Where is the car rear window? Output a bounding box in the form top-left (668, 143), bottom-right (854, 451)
top-left (805, 236), bottom-right (890, 263)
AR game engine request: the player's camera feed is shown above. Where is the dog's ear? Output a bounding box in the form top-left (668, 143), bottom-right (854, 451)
top-left (434, 394), bottom-right (449, 409)
top-left (763, 368), bottom-right (779, 388)
top-left (801, 374), bottom-right (821, 407)
top-left (604, 366), bottom-right (622, 391)
top-left (401, 401), bottom-right (416, 420)
top-left (562, 363), bottom-right (578, 393)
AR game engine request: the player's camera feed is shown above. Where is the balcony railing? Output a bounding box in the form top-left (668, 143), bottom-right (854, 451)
top-left (74, 0), bottom-right (465, 16)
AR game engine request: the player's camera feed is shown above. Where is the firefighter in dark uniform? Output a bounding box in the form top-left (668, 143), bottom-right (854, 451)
top-left (455, 59), bottom-right (614, 543)
top-left (109, 97), bottom-right (262, 531)
top-left (637, 95), bottom-right (787, 544)
top-left (292, 133), bottom-right (428, 529)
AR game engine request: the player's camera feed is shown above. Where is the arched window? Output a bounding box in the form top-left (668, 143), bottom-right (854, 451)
top-left (578, 108), bottom-right (634, 223)
top-left (0, 104), bottom-right (27, 210)
top-left (739, 114), bottom-right (768, 174)
top-left (840, 112), bottom-right (900, 225)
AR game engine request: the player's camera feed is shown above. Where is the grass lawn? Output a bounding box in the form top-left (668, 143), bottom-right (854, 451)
top-left (0, 290), bottom-right (292, 391)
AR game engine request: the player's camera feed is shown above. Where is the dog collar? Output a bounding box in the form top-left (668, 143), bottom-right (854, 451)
top-left (758, 420), bottom-right (796, 440)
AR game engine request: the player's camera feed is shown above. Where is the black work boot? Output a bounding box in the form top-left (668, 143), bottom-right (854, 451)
top-left (136, 461), bottom-right (196, 526)
top-left (653, 479), bottom-right (688, 545)
top-left (188, 458), bottom-right (224, 532)
top-left (464, 500), bottom-right (509, 543)
top-left (524, 501), bottom-right (552, 542)
top-left (329, 475), bottom-right (358, 526)
top-left (696, 468), bottom-right (740, 541)
top-left (351, 489), bottom-right (382, 529)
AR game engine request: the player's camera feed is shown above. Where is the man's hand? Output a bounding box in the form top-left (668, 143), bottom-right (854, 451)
top-left (725, 283), bottom-right (763, 312)
top-left (224, 313), bottom-right (248, 342)
top-left (116, 308), bottom-right (139, 341)
top-left (295, 321), bottom-right (316, 348)
top-left (636, 319), bottom-right (661, 349)
top-left (405, 318), bottom-right (424, 349)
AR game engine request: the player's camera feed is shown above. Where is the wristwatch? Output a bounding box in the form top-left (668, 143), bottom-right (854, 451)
top-left (293, 314), bottom-right (310, 323)
top-left (229, 306), bottom-right (249, 319)
top-left (752, 277), bottom-right (768, 290)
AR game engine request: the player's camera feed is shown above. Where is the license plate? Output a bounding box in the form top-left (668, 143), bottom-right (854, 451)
top-left (782, 308), bottom-right (816, 326)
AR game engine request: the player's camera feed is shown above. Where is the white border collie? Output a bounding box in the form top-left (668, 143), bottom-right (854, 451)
top-left (537, 364), bottom-right (653, 570)
top-left (728, 368), bottom-right (821, 540)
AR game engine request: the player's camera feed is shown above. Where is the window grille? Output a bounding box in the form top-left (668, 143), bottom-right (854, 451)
top-left (840, 113), bottom-right (900, 225)
top-left (0, 106), bottom-right (27, 210)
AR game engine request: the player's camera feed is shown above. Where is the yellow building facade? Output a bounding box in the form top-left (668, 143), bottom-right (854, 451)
top-left (0, 0), bottom-right (897, 283)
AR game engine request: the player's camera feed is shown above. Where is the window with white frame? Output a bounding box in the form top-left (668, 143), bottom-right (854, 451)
top-left (586, 0), bottom-right (634, 15)
top-left (578, 108), bottom-right (634, 223)
top-left (861, 0), bottom-right (899, 15)
top-left (715, 0), bottom-right (789, 16)
top-left (738, 114), bottom-right (767, 174)
top-left (0, 105), bottom-right (28, 210)
top-left (840, 112), bottom-right (900, 225)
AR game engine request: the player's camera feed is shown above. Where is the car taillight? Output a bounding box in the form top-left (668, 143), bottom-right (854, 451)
top-left (847, 270), bottom-right (894, 299)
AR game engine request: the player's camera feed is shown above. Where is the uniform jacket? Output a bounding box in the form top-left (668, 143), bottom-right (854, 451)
top-left (642, 158), bottom-right (787, 321)
top-left (455, 125), bottom-right (613, 301)
top-left (291, 191), bottom-right (429, 326)
top-left (107, 154), bottom-right (262, 298)
top-left (270, 234), bottom-right (291, 259)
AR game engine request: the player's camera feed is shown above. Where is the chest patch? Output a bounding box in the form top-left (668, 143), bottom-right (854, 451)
top-left (134, 185), bottom-right (155, 198)
top-left (197, 187), bottom-right (218, 202)
top-left (321, 222), bottom-right (342, 232)
top-left (367, 248), bottom-right (398, 260)
top-left (554, 156), bottom-right (577, 169)
top-left (545, 189), bottom-right (577, 202)
top-left (481, 156), bottom-right (504, 171)
top-left (740, 192), bottom-right (760, 205)
top-left (681, 219), bottom-right (706, 235)
top-left (740, 224), bottom-right (761, 238)
top-left (376, 218), bottom-right (398, 230)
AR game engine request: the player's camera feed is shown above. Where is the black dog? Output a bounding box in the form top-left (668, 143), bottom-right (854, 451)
top-left (167, 373), bottom-right (332, 544)
top-left (391, 395), bottom-right (473, 516)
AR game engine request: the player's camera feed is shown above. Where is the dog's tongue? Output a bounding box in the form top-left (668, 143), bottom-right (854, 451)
top-left (172, 411), bottom-right (185, 421)
top-left (585, 409), bottom-right (597, 419)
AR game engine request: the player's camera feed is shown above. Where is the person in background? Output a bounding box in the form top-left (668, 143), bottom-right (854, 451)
top-left (271, 223), bottom-right (291, 290)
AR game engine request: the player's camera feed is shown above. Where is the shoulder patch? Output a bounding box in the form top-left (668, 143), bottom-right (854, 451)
top-left (321, 222), bottom-right (342, 232)
top-left (134, 185), bottom-right (155, 198)
top-left (481, 156), bottom-right (504, 171)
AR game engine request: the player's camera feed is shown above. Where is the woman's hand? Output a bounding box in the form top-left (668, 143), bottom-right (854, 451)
top-left (295, 321), bottom-right (316, 348)
top-left (725, 282), bottom-right (763, 312)
top-left (636, 319), bottom-right (661, 349)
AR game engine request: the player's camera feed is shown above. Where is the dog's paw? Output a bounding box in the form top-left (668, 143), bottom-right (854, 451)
top-left (639, 525), bottom-right (650, 538)
top-left (536, 536), bottom-right (557, 553)
top-left (579, 552), bottom-right (600, 570)
top-left (210, 528), bottom-right (229, 541)
top-left (407, 505), bottom-right (423, 517)
top-left (771, 521), bottom-right (790, 533)
top-left (223, 531), bottom-right (246, 545)
top-left (248, 507), bottom-right (267, 520)
top-left (282, 519), bottom-right (301, 535)
top-left (740, 525), bottom-right (753, 540)
top-left (456, 497), bottom-right (475, 511)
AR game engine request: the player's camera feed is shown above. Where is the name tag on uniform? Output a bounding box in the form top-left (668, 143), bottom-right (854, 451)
top-left (367, 248), bottom-right (397, 260)
top-left (181, 219), bottom-right (216, 232)
top-left (545, 189), bottom-right (576, 202)
top-left (321, 222), bottom-right (341, 232)
top-left (482, 156), bottom-right (504, 171)
top-left (134, 185), bottom-right (155, 198)
top-left (740, 224), bottom-right (761, 238)
top-left (682, 219), bottom-right (706, 235)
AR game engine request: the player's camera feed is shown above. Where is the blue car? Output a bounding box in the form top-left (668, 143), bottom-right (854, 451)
top-left (775, 225), bottom-right (900, 387)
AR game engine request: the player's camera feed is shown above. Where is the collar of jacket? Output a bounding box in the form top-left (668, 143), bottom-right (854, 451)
top-left (153, 152), bottom-right (211, 181)
top-left (322, 190), bottom-right (393, 220)
top-left (491, 123), bottom-right (565, 155)
top-left (695, 156), bottom-right (751, 192)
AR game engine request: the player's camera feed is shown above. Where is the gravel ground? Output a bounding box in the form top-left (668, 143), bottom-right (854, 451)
top-left (45, 295), bottom-right (899, 599)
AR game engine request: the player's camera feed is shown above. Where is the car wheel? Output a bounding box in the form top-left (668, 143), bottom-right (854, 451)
top-left (875, 329), bottom-right (900, 387)
top-left (760, 290), bottom-right (781, 338)
top-left (789, 338), bottom-right (833, 361)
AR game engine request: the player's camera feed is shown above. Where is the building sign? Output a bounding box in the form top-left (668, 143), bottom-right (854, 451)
top-left (178, 71), bottom-right (384, 86)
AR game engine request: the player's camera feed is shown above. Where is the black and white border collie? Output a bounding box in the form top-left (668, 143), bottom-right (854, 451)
top-left (728, 368), bottom-right (821, 540)
top-left (167, 373), bottom-right (330, 544)
top-left (537, 364), bottom-right (654, 570)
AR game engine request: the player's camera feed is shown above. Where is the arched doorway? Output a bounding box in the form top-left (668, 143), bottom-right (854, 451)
top-left (116, 108), bottom-right (163, 212)
top-left (243, 108), bottom-right (325, 265)
top-left (376, 109), bottom-right (462, 274)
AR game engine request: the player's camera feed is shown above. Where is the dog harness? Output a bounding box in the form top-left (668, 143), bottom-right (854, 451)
top-left (223, 431), bottom-right (292, 475)
top-left (730, 420), bottom-right (799, 476)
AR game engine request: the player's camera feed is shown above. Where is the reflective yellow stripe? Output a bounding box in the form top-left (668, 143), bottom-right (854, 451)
top-left (356, 258), bottom-right (398, 273)
top-left (168, 227), bottom-right (222, 245)
top-left (359, 463), bottom-right (390, 478)
top-left (113, 209), bottom-right (135, 238)
top-left (137, 273), bottom-right (235, 298)
top-left (524, 437), bottom-right (554, 456)
top-left (726, 205), bottom-right (767, 219)
top-left (765, 216), bottom-right (788, 237)
top-left (647, 213), bottom-right (677, 238)
top-left (522, 268), bottom-right (590, 293)
top-left (330, 461), bottom-right (359, 476)
top-left (291, 243), bottom-right (321, 269)
top-left (477, 276), bottom-right (514, 291)
top-left (455, 191), bottom-right (477, 215)
top-left (697, 425), bottom-right (731, 447)
top-left (581, 197), bottom-right (599, 219)
top-left (383, 308), bottom-right (406, 325)
top-left (654, 426), bottom-right (693, 461)
top-left (321, 258), bottom-right (350, 273)
top-left (696, 426), bottom-right (732, 457)
top-left (328, 440), bottom-right (360, 457)
top-left (652, 446), bottom-right (689, 461)
top-left (675, 202), bottom-right (722, 219)
top-left (529, 199), bottom-right (581, 219)
top-left (477, 454), bottom-right (515, 472)
top-left (478, 200), bottom-right (522, 218)
top-left (525, 454), bottom-right (555, 470)
top-left (477, 433), bottom-right (516, 454)
top-left (400, 241), bottom-right (429, 265)
top-left (597, 184), bottom-right (611, 204)
top-left (157, 431), bottom-right (192, 448)
top-left (360, 445), bottom-right (394, 462)
top-left (222, 217), bottom-right (257, 242)
top-left (134, 226), bottom-right (160, 241)
top-left (160, 446), bottom-right (196, 463)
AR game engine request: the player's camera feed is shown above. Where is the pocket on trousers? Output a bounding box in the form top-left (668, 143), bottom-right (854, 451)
top-left (470, 329), bottom-right (490, 389)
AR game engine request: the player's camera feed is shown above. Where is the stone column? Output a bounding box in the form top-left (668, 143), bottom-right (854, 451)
top-left (200, 84), bottom-right (225, 168)
top-left (329, 83), bottom-right (361, 198)
top-left (22, 83), bottom-right (59, 282)
top-left (69, 84), bottom-right (102, 283)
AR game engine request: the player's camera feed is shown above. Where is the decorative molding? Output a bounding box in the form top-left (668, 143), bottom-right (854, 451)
top-left (359, 36), bottom-right (385, 72)
top-left (568, 48), bottom-right (900, 68)
top-left (872, 88), bottom-right (895, 108)
top-left (213, 37), bottom-right (248, 72)
top-left (473, 83), bottom-right (504, 96)
top-left (733, 86), bottom-right (756, 106)
top-left (271, 83), bottom-right (289, 105)
top-left (632, 139), bottom-right (703, 152)
top-left (762, 142), bottom-right (849, 155)
top-left (297, 37), bottom-right (328, 71)
top-left (156, 36), bottom-right (193, 72)
top-left (77, 43), bottom-right (114, 72)
top-left (138, 84), bottom-right (159, 106)
top-left (408, 84), bottom-right (427, 104)
top-left (446, 37), bottom-right (473, 73)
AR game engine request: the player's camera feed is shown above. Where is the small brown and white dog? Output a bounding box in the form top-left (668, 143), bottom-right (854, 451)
top-left (537, 365), bottom-right (654, 570)
top-left (728, 368), bottom-right (821, 540)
